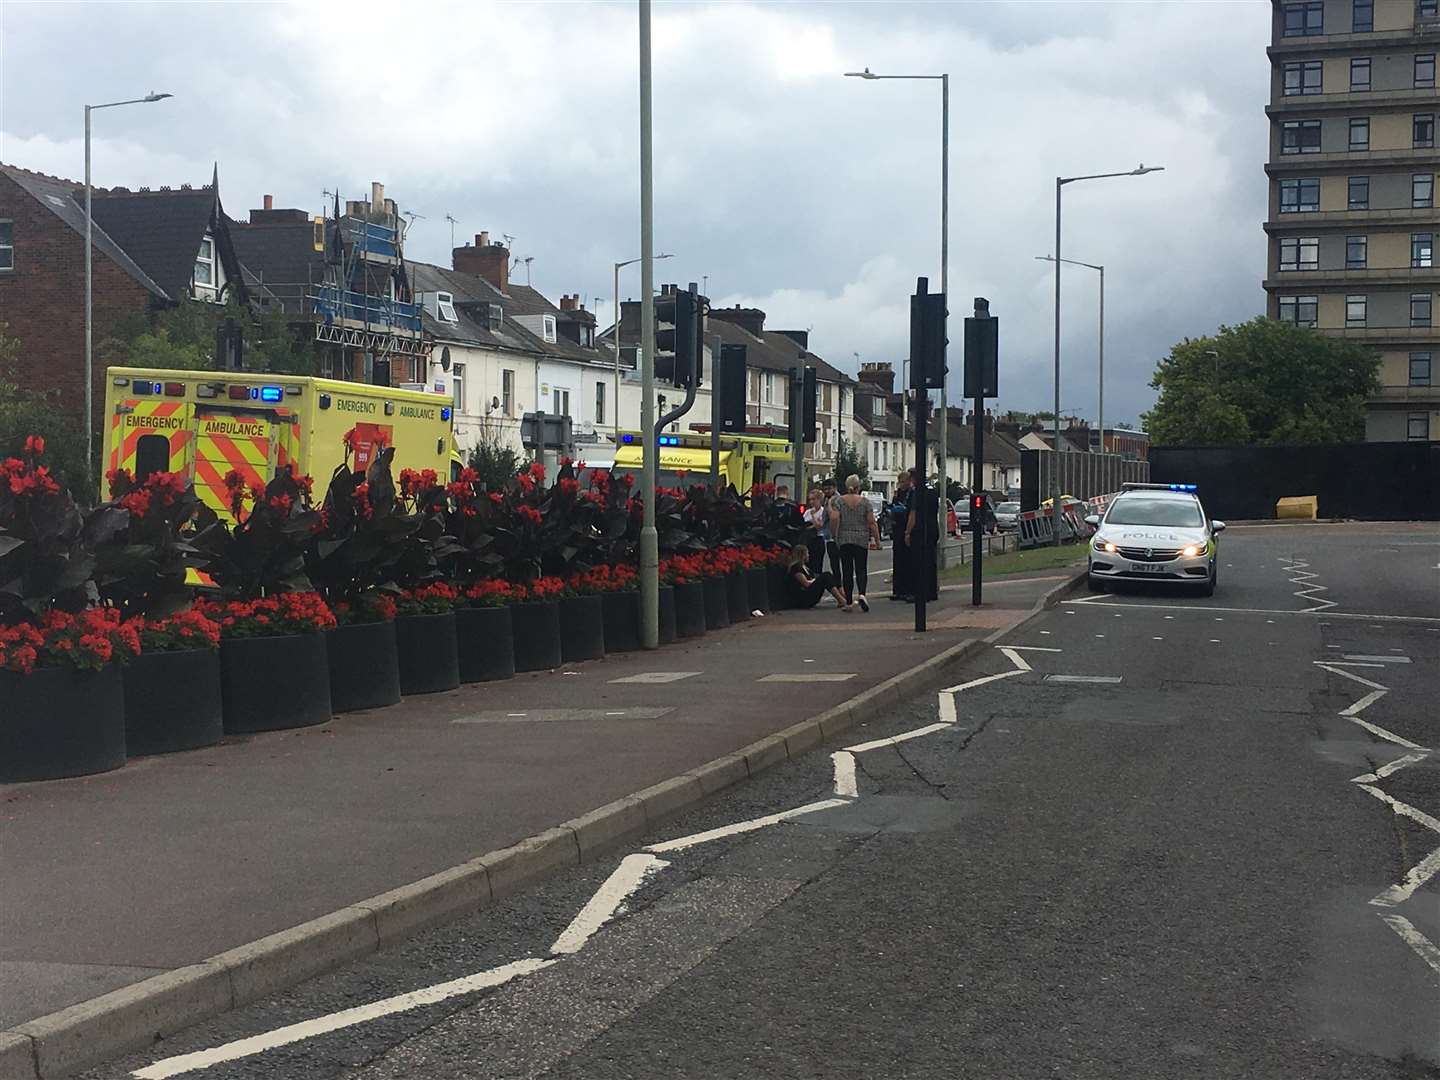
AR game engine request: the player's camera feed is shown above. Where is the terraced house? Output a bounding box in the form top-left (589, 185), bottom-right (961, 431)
top-left (1264, 0), bottom-right (1440, 441)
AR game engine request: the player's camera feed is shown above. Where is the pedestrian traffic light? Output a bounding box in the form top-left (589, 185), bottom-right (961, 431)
top-left (910, 277), bottom-right (947, 390)
top-left (971, 493), bottom-right (984, 513)
top-left (655, 286), bottom-right (704, 389)
top-left (718, 343), bottom-right (747, 432)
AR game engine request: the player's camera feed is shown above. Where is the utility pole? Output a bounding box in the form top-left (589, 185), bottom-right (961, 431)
top-left (638, 0), bottom-right (658, 649)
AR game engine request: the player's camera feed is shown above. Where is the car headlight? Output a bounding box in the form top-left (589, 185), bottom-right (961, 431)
top-left (1181, 544), bottom-right (1201, 558)
top-left (1094, 538), bottom-right (1117, 553)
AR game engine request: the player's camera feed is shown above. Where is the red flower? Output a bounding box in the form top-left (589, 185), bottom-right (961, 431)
top-left (23, 435), bottom-right (44, 455)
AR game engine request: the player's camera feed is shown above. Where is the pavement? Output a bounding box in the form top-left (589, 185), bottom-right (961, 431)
top-left (0, 564), bottom-right (1063, 1059)
top-left (64, 520), bottom-right (1438, 1080)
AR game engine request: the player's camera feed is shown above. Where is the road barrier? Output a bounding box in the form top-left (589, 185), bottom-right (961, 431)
top-left (1021, 449), bottom-right (1150, 511)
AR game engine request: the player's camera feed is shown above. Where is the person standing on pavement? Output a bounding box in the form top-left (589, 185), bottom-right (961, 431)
top-left (829, 475), bottom-right (881, 612)
top-left (785, 543), bottom-right (850, 610)
top-left (905, 473), bottom-right (940, 603)
top-left (803, 487), bottom-right (829, 578)
top-left (818, 478), bottom-right (842, 579)
top-left (889, 469), bottom-right (914, 602)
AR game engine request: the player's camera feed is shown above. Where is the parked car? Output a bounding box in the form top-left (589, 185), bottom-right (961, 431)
top-left (994, 500), bottom-right (1020, 531)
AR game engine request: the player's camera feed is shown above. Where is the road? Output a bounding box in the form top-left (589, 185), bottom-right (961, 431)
top-left (84, 522), bottom-right (1440, 1080)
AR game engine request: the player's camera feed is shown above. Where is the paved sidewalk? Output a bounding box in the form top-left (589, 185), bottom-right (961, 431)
top-left (0, 576), bottom-right (1058, 1031)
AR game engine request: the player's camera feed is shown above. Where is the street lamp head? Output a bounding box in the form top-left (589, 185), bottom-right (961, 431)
top-left (843, 68), bottom-right (880, 79)
top-left (1035, 255), bottom-right (1056, 263)
top-left (143, 92), bottom-right (173, 103)
top-left (1132, 164), bottom-right (1164, 175)
top-left (657, 253), bottom-right (675, 260)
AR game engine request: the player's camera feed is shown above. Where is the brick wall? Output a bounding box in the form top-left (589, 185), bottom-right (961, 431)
top-left (0, 172), bottom-right (157, 447)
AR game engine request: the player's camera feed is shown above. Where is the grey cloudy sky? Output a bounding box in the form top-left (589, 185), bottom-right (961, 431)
top-left (1, 0), bottom-right (1269, 426)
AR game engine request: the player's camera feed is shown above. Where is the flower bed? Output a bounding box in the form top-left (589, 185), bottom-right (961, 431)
top-left (124, 608), bottom-right (224, 755)
top-left (511, 578), bottom-right (565, 672)
top-left (456, 580), bottom-right (521, 683)
top-left (393, 583), bottom-right (460, 695)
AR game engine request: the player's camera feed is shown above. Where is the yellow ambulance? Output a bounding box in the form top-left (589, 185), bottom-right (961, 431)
top-left (611, 429), bottom-right (796, 494)
top-left (102, 367), bottom-right (460, 519)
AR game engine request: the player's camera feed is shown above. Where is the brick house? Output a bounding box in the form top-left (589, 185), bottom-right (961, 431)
top-left (0, 162), bottom-right (246, 446)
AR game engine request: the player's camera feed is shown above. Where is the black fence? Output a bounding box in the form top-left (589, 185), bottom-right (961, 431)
top-left (1020, 450), bottom-right (1151, 511)
top-left (1149, 442), bottom-right (1440, 521)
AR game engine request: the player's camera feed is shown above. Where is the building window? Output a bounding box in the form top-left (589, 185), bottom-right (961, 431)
top-left (1346, 294), bottom-right (1368, 326)
top-left (1414, 173), bottom-right (1435, 208)
top-left (1279, 236), bottom-right (1320, 270)
top-left (1285, 60), bottom-right (1324, 95)
top-left (1413, 292), bottom-right (1434, 326)
top-left (541, 315), bottom-right (557, 343)
top-left (1349, 117), bottom-right (1370, 151)
top-left (1348, 175), bottom-right (1370, 208)
top-left (1407, 413), bottom-right (1430, 440)
top-left (501, 369), bottom-right (514, 415)
top-left (1353, 0), bottom-right (1374, 30)
top-left (1346, 235), bottom-right (1369, 268)
top-left (1279, 177), bottom-right (1321, 212)
top-left (1415, 113), bottom-right (1436, 148)
top-left (0, 220), bottom-right (12, 271)
top-left (764, 372), bottom-right (774, 404)
top-left (1410, 352), bottom-right (1433, 386)
top-left (1282, 1), bottom-right (1324, 35)
top-left (193, 236), bottom-right (215, 288)
top-left (595, 381), bottom-right (606, 426)
top-left (554, 387), bottom-right (571, 418)
top-left (1282, 119), bottom-right (1323, 154)
top-left (1418, 54), bottom-right (1437, 89)
top-left (436, 292), bottom-right (458, 322)
top-left (1350, 57), bottom-right (1371, 91)
top-left (1422, 0), bottom-right (1440, 17)
top-left (1279, 295), bottom-right (1319, 327)
top-left (1414, 233), bottom-right (1435, 267)
top-left (451, 363), bottom-right (466, 412)
top-left (872, 396), bottom-right (884, 417)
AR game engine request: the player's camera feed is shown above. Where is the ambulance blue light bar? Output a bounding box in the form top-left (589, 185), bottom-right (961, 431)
top-left (131, 380), bottom-right (162, 395)
top-left (259, 386), bottom-right (283, 403)
top-left (440, 406), bottom-right (452, 422)
top-left (658, 435), bottom-right (681, 446)
top-left (621, 434), bottom-right (635, 444)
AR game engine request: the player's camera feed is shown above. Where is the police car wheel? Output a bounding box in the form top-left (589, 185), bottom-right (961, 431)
top-left (1198, 566), bottom-right (1216, 597)
top-left (1087, 572), bottom-right (1106, 593)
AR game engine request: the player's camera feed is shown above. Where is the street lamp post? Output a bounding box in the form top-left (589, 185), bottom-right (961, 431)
top-left (84, 91), bottom-right (172, 488)
top-left (1050, 164), bottom-right (1161, 543)
top-left (1036, 255), bottom-right (1104, 451)
top-left (612, 252), bottom-right (673, 440)
top-left (845, 67), bottom-right (949, 569)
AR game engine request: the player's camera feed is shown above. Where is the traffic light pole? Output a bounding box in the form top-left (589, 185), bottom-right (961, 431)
top-left (638, 0), bottom-right (659, 650)
top-left (709, 334), bottom-right (722, 489)
top-left (790, 366), bottom-right (804, 504)
top-left (913, 390), bottom-right (929, 634)
top-left (972, 394), bottom-right (983, 607)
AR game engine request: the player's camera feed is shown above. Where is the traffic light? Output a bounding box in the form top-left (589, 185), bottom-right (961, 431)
top-left (214, 317), bottom-right (244, 371)
top-left (963, 296), bottom-right (999, 399)
top-left (971, 493), bottom-right (985, 514)
top-left (655, 287), bottom-right (704, 389)
top-left (718, 344), bottom-right (747, 432)
top-left (910, 276), bottom-right (947, 390)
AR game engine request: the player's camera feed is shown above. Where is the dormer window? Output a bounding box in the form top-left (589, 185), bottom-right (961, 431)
top-left (193, 236), bottom-right (215, 288)
top-left (872, 396), bottom-right (884, 417)
top-left (437, 292), bottom-right (458, 323)
top-left (542, 314), bottom-right (557, 343)
top-left (580, 325), bottom-right (594, 348)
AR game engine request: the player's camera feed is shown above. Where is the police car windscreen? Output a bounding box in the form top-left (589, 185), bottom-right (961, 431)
top-left (1106, 497), bottom-right (1203, 527)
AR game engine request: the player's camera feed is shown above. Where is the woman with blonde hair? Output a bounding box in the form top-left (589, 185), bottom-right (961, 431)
top-left (829, 474), bottom-right (881, 611)
top-left (785, 543), bottom-right (849, 610)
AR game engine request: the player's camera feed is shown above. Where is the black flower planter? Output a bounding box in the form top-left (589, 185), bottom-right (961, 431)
top-left (511, 601), bottom-right (562, 672)
top-left (396, 611), bottom-right (460, 695)
top-left (601, 591), bottom-right (642, 653)
top-left (674, 581), bottom-right (707, 639)
top-left (658, 585), bottom-right (677, 645)
top-left (456, 606), bottom-right (515, 683)
top-left (220, 632), bottom-right (331, 733)
top-left (702, 576), bottom-right (730, 630)
top-left (327, 620), bottom-right (401, 713)
top-left (124, 648), bottom-right (223, 754)
top-left (0, 665), bottom-right (126, 782)
top-left (745, 566), bottom-right (771, 613)
top-left (560, 594), bottom-right (606, 662)
top-left (767, 563), bottom-right (792, 610)
top-left (726, 571), bottom-right (751, 622)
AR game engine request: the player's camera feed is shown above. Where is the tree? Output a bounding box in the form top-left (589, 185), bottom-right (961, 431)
top-left (103, 298), bottom-right (317, 376)
top-left (832, 432), bottom-right (868, 489)
top-left (1144, 317), bottom-right (1380, 446)
top-left (465, 418), bottom-right (525, 490)
top-left (0, 322), bottom-right (94, 503)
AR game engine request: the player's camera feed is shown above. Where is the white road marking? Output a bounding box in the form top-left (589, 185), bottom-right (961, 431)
top-left (939, 669), bottom-right (1027, 695)
top-left (1354, 785), bottom-right (1440, 835)
top-left (1369, 843), bottom-right (1440, 908)
top-left (997, 645), bottom-right (1063, 653)
top-left (1043, 675), bottom-right (1123, 685)
top-left (1063, 599), bottom-right (1440, 624)
top-left (1378, 914), bottom-right (1440, 976)
top-left (846, 722), bottom-right (954, 753)
top-left (130, 959), bottom-right (555, 1079)
top-left (1315, 664), bottom-right (1388, 691)
top-left (1095, 634), bottom-right (1105, 638)
top-left (1040, 630), bottom-right (1052, 635)
top-left (1348, 715), bottom-right (1429, 751)
top-left (998, 648), bottom-right (1031, 672)
top-left (831, 751), bottom-right (858, 797)
top-left (610, 672), bottom-right (702, 684)
top-left (507, 713), bottom-right (527, 717)
top-left (1351, 753), bottom-right (1430, 785)
top-left (1342, 655), bottom-right (1411, 664)
top-left (645, 799), bottom-right (848, 853)
top-left (1209, 639), bottom-right (1221, 643)
top-left (759, 673), bottom-right (857, 683)
top-left (1324, 661), bottom-right (1387, 668)
top-left (1279, 557), bottom-right (1337, 613)
top-left (550, 854), bottom-right (668, 955)
top-left (937, 692), bottom-right (957, 725)
top-left (1339, 689), bottom-right (1387, 717)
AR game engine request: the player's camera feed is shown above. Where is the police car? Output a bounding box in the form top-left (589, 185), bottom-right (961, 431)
top-left (1085, 484), bottom-right (1225, 596)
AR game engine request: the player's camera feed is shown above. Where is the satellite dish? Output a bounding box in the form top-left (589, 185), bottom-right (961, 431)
top-left (439, 346), bottom-right (452, 373)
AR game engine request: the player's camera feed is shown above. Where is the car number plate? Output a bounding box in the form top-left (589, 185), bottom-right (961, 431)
top-left (1130, 563), bottom-right (1166, 573)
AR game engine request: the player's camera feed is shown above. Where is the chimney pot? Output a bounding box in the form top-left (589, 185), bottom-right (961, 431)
top-left (263, 194), bottom-right (273, 210)
top-left (371, 181), bottom-right (384, 210)
top-left (478, 231), bottom-right (490, 247)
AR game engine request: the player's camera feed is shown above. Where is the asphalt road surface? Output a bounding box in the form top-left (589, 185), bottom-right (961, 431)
top-left (87, 522), bottom-right (1440, 1080)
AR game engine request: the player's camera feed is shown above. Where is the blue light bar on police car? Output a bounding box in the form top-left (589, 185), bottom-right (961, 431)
top-left (1168, 484), bottom-right (1197, 492)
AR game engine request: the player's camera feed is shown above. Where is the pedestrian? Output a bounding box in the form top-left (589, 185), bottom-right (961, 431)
top-left (802, 487), bottom-right (829, 578)
top-left (785, 543), bottom-right (850, 610)
top-left (818, 478), bottom-right (842, 578)
top-left (905, 474), bottom-right (940, 602)
top-left (889, 469), bottom-right (914, 602)
top-left (829, 474), bottom-right (881, 612)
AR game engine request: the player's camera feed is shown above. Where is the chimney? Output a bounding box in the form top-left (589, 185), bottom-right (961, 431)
top-left (371, 181), bottom-right (384, 212)
top-left (856, 363), bottom-right (895, 396)
top-left (454, 232), bottom-right (509, 292)
top-left (559, 294), bottom-right (579, 312)
top-left (263, 194), bottom-right (273, 210)
top-left (775, 329), bottom-right (808, 349)
top-left (709, 305), bottom-right (766, 338)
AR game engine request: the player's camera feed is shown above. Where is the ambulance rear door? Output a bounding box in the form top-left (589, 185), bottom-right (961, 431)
top-left (107, 395), bottom-right (194, 485)
top-left (192, 408), bottom-right (277, 519)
